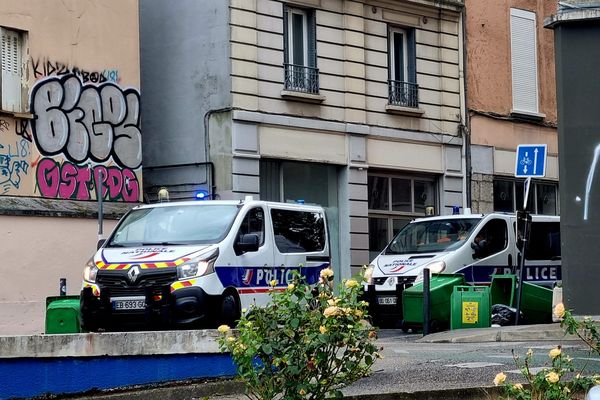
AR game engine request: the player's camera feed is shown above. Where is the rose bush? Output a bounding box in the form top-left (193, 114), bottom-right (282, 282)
top-left (494, 303), bottom-right (600, 399)
top-left (217, 268), bottom-right (380, 400)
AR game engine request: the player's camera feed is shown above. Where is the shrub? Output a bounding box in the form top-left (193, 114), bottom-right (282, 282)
top-left (217, 268), bottom-right (380, 400)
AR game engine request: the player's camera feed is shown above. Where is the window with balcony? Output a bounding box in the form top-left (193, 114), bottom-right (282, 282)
top-left (1, 27), bottom-right (27, 113)
top-left (493, 178), bottom-right (558, 215)
top-left (388, 26), bottom-right (418, 109)
top-left (368, 173), bottom-right (437, 260)
top-left (283, 6), bottom-right (319, 95)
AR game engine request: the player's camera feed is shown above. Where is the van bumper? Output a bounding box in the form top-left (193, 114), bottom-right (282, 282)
top-left (80, 286), bottom-right (217, 331)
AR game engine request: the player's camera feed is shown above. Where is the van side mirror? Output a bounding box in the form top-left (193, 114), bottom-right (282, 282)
top-left (235, 233), bottom-right (260, 254)
top-left (97, 239), bottom-right (106, 250)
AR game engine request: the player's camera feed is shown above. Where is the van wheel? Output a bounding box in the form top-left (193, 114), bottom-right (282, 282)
top-left (220, 292), bottom-right (241, 327)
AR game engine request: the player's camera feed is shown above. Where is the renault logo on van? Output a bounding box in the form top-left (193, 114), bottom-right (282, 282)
top-left (128, 265), bottom-right (141, 283)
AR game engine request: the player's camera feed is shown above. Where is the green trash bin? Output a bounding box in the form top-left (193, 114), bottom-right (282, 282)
top-left (520, 282), bottom-right (553, 324)
top-left (45, 295), bottom-right (81, 334)
top-left (490, 274), bottom-right (517, 306)
top-left (402, 274), bottom-right (465, 331)
top-left (450, 286), bottom-right (491, 330)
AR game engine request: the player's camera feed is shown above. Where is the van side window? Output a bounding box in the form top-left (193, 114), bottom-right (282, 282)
top-left (237, 207), bottom-right (265, 245)
top-left (526, 222), bottom-right (560, 260)
top-left (271, 209), bottom-right (325, 253)
top-left (473, 219), bottom-right (508, 258)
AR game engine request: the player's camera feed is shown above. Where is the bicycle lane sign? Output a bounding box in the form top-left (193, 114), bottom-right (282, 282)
top-left (515, 144), bottom-right (547, 177)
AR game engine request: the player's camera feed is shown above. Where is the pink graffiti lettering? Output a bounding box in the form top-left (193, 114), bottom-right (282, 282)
top-left (37, 158), bottom-right (139, 202)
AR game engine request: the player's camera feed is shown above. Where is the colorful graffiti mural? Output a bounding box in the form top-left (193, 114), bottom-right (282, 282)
top-left (0, 68), bottom-right (141, 202)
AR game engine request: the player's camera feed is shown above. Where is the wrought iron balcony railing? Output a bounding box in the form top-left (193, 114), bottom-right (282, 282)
top-left (388, 80), bottom-right (419, 108)
top-left (284, 63), bottom-right (320, 95)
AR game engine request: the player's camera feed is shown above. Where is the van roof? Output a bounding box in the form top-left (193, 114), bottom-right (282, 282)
top-left (131, 199), bottom-right (325, 212)
top-left (412, 212), bottom-right (559, 223)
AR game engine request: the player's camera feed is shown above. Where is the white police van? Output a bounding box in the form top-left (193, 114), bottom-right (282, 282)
top-left (364, 212), bottom-right (560, 327)
top-left (80, 197), bottom-right (330, 331)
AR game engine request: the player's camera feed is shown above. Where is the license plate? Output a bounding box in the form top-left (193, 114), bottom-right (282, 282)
top-left (377, 296), bottom-right (397, 305)
top-left (112, 297), bottom-right (146, 311)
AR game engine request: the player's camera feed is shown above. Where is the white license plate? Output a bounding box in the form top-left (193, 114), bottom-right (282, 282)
top-left (377, 296), bottom-right (397, 305)
top-left (112, 297), bottom-right (146, 311)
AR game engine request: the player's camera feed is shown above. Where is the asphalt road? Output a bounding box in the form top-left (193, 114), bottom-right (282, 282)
top-left (340, 329), bottom-right (600, 397)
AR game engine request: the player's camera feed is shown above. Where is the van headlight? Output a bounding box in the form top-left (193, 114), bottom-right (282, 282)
top-left (414, 260), bottom-right (446, 283)
top-left (83, 258), bottom-right (98, 283)
top-left (177, 248), bottom-right (219, 280)
top-left (363, 264), bottom-right (375, 285)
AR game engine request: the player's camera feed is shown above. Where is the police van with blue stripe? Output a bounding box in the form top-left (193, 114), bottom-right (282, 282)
top-left (80, 196), bottom-right (330, 331)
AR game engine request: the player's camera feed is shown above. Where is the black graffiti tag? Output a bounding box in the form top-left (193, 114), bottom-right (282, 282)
top-left (30, 75), bottom-right (141, 169)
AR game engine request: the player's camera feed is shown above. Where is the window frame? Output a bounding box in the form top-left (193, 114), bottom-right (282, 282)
top-left (0, 26), bottom-right (28, 114)
top-left (367, 172), bottom-right (438, 259)
top-left (510, 8), bottom-right (540, 116)
top-left (493, 177), bottom-right (559, 215)
top-left (287, 7), bottom-right (309, 67)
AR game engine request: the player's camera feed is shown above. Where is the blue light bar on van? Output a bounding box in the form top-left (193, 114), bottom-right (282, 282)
top-left (296, 199), bottom-right (305, 204)
top-left (195, 190), bottom-right (209, 200)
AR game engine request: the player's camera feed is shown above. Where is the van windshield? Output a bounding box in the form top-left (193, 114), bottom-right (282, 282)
top-left (384, 218), bottom-right (480, 255)
top-left (107, 204), bottom-right (240, 247)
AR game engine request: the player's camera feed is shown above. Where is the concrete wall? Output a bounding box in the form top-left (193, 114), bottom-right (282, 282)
top-left (548, 14), bottom-right (600, 314)
top-left (0, 0), bottom-right (139, 334)
top-left (139, 0), bottom-right (232, 201)
top-left (0, 0), bottom-right (142, 202)
top-left (0, 215), bottom-right (118, 335)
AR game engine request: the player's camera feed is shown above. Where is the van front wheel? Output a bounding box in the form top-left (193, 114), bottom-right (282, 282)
top-left (220, 291), bottom-right (241, 327)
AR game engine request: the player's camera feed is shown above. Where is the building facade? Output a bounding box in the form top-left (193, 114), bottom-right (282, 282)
top-left (0, 0), bottom-right (139, 334)
top-left (140, 0), bottom-right (467, 277)
top-left (465, 0), bottom-right (559, 215)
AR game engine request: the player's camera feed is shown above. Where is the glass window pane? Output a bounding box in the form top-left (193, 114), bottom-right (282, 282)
top-left (291, 12), bottom-right (305, 65)
top-left (392, 218), bottom-right (410, 237)
top-left (536, 183), bottom-right (557, 215)
top-left (391, 178), bottom-right (411, 212)
top-left (414, 180), bottom-right (434, 214)
top-left (494, 180), bottom-right (514, 212)
top-left (271, 209), bottom-right (325, 253)
top-left (368, 175), bottom-right (389, 210)
top-left (369, 217), bottom-right (388, 260)
top-left (393, 32), bottom-right (404, 81)
top-left (282, 162), bottom-right (333, 207)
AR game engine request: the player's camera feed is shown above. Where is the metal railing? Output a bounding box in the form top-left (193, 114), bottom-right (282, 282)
top-left (388, 80), bottom-right (419, 108)
top-left (284, 63), bottom-right (320, 94)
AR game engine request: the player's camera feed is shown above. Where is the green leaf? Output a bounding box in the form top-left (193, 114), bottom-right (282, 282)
top-left (290, 318), bottom-right (300, 329)
top-left (261, 344), bottom-right (273, 355)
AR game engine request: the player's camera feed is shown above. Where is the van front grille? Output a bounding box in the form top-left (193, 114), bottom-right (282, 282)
top-left (97, 269), bottom-right (177, 296)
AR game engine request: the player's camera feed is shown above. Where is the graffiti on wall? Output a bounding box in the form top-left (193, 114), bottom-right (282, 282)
top-left (31, 58), bottom-right (120, 84)
top-left (30, 74), bottom-right (141, 202)
top-left (0, 139), bottom-right (30, 194)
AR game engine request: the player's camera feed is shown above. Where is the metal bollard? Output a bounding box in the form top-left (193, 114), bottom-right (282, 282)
top-left (423, 268), bottom-right (430, 336)
top-left (60, 278), bottom-right (67, 296)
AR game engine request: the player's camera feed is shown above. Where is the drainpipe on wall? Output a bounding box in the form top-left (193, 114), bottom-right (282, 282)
top-left (458, 3), bottom-right (472, 209)
top-left (203, 107), bottom-right (234, 198)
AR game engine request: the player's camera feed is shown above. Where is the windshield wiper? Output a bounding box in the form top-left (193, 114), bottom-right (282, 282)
top-left (106, 243), bottom-right (126, 248)
top-left (141, 242), bottom-right (183, 246)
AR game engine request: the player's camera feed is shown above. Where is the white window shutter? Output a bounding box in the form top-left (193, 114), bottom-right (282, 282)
top-left (1, 27), bottom-right (22, 112)
top-left (510, 9), bottom-right (538, 114)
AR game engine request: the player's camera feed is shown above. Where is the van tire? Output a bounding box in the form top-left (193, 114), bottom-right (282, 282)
top-left (220, 291), bottom-right (241, 327)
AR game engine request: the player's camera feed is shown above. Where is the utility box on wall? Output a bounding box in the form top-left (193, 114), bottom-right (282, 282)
top-left (546, 11), bottom-right (600, 314)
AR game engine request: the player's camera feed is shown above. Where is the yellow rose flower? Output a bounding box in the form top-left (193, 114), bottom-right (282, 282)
top-left (299, 388), bottom-right (307, 396)
top-left (554, 303), bottom-right (565, 319)
top-left (288, 283), bottom-right (295, 291)
top-left (514, 383), bottom-right (523, 390)
top-left (226, 336), bottom-right (235, 343)
top-left (327, 298), bottom-right (340, 306)
top-left (217, 324), bottom-right (230, 333)
top-left (546, 371), bottom-right (560, 384)
top-left (345, 279), bottom-right (359, 288)
top-left (319, 325), bottom-right (327, 334)
top-left (368, 330), bottom-right (377, 339)
top-left (320, 268), bottom-right (334, 279)
top-left (549, 347), bottom-right (562, 359)
top-left (323, 306), bottom-right (340, 317)
top-left (526, 348), bottom-right (533, 357)
top-left (493, 372), bottom-right (507, 386)
top-left (270, 279), bottom-right (278, 287)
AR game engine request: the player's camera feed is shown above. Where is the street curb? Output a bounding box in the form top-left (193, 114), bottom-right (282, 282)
top-left (417, 323), bottom-right (578, 343)
top-left (54, 379), bottom-right (504, 400)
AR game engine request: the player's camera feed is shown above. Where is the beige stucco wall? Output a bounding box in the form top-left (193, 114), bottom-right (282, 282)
top-left (0, 0), bottom-right (141, 202)
top-left (465, 0), bottom-right (557, 127)
top-left (0, 0), bottom-right (139, 334)
top-left (0, 216), bottom-right (119, 335)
